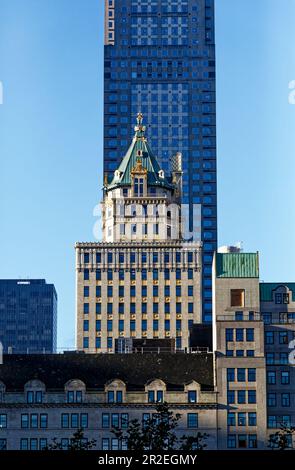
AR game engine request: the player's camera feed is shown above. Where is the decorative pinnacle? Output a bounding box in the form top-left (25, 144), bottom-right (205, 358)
top-left (134, 112), bottom-right (146, 136)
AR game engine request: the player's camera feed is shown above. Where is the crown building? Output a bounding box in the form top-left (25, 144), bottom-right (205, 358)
top-left (76, 115), bottom-right (202, 352)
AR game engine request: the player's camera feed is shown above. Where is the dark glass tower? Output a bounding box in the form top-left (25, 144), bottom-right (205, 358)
top-left (104, 0), bottom-right (217, 322)
top-left (0, 279), bottom-right (57, 353)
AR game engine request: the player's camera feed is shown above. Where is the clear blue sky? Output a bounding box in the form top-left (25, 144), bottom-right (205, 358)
top-left (0, 0), bottom-right (295, 349)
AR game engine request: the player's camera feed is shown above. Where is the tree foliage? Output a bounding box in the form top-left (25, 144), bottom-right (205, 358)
top-left (268, 424), bottom-right (295, 450)
top-left (112, 402), bottom-right (209, 451)
top-left (45, 428), bottom-right (97, 451)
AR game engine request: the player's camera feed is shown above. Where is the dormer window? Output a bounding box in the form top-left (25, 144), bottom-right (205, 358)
top-left (148, 390), bottom-right (164, 403)
top-left (67, 390), bottom-right (83, 403)
top-left (134, 177), bottom-right (144, 197)
top-left (27, 391), bottom-right (43, 404)
top-left (107, 390), bottom-right (123, 403)
top-left (188, 390), bottom-right (197, 403)
top-left (158, 169), bottom-right (165, 179)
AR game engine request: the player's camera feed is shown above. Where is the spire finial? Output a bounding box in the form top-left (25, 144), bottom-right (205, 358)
top-left (134, 112), bottom-right (146, 138)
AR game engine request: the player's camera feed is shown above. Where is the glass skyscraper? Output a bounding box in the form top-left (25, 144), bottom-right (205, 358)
top-left (0, 279), bottom-right (57, 353)
top-left (104, 0), bottom-right (217, 322)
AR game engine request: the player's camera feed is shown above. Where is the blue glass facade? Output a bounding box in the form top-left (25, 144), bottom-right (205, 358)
top-left (104, 0), bottom-right (217, 322)
top-left (0, 280), bottom-right (57, 353)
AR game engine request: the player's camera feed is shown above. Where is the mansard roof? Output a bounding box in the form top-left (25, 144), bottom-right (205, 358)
top-left (107, 113), bottom-right (174, 191)
top-left (0, 353), bottom-right (214, 392)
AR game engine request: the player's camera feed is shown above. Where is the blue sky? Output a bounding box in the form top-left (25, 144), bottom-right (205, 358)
top-left (0, 0), bottom-right (295, 349)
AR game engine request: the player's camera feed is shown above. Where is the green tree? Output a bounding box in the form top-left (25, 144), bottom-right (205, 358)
top-left (268, 424), bottom-right (295, 450)
top-left (45, 428), bottom-right (97, 451)
top-left (112, 402), bottom-right (209, 451)
top-left (179, 432), bottom-right (209, 451)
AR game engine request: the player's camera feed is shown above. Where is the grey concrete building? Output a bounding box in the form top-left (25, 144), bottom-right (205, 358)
top-left (0, 353), bottom-right (217, 450)
top-left (76, 115), bottom-right (202, 352)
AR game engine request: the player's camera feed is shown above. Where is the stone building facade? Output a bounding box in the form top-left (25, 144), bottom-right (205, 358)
top-left (76, 115), bottom-right (202, 352)
top-left (212, 251), bottom-right (295, 450)
top-left (0, 354), bottom-right (217, 451)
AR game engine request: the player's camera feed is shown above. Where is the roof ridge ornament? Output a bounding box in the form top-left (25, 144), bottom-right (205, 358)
top-left (134, 112), bottom-right (146, 137)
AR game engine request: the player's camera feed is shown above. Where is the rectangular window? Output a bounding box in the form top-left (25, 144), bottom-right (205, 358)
top-left (96, 286), bottom-right (101, 298)
top-left (281, 393), bottom-right (290, 407)
top-left (71, 414), bottom-right (79, 428)
top-left (0, 414), bottom-right (7, 428)
top-left (35, 391), bottom-right (43, 403)
top-left (121, 414), bottom-right (129, 429)
top-left (246, 328), bottom-right (254, 341)
top-left (148, 391), bottom-right (155, 403)
top-left (265, 331), bottom-right (274, 344)
top-left (188, 391), bottom-right (197, 403)
top-left (156, 391), bottom-right (163, 403)
top-left (226, 328), bottom-right (233, 342)
top-left (81, 414), bottom-right (88, 428)
top-left (84, 286), bottom-right (89, 297)
top-left (96, 269), bottom-right (101, 280)
top-left (279, 332), bottom-right (289, 344)
top-left (83, 303), bottom-right (89, 314)
top-left (238, 390), bottom-right (246, 404)
top-left (268, 393), bottom-right (277, 407)
top-left (248, 412), bottom-right (257, 426)
top-left (108, 391), bottom-right (115, 403)
top-left (102, 438), bottom-right (109, 450)
top-left (227, 391), bottom-right (235, 404)
top-left (227, 434), bottom-right (236, 449)
top-left (61, 414), bottom-right (69, 428)
top-left (102, 414), bottom-right (110, 428)
top-left (268, 415), bottom-right (277, 428)
top-left (116, 391), bottom-right (123, 403)
top-left (267, 371), bottom-right (276, 385)
top-left (40, 439), bottom-right (47, 450)
top-left (20, 438), bottom-right (29, 451)
top-left (230, 289), bottom-right (245, 307)
top-left (281, 371), bottom-right (290, 385)
top-left (248, 390), bottom-right (256, 404)
top-left (187, 413), bottom-right (198, 429)
top-left (111, 414), bottom-right (119, 428)
top-left (238, 413), bottom-right (246, 426)
top-left (40, 414), bottom-right (48, 429)
top-left (30, 414), bottom-right (38, 429)
top-left (248, 434), bottom-right (257, 449)
top-left (226, 369), bottom-right (235, 383)
top-left (248, 368), bottom-right (256, 382)
top-left (236, 328), bottom-right (244, 341)
top-left (237, 368), bottom-right (246, 382)
top-left (227, 413), bottom-right (236, 426)
top-left (27, 391), bottom-right (34, 403)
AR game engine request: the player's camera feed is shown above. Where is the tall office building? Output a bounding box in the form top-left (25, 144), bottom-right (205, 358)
top-left (0, 279), bottom-right (57, 354)
top-left (104, 0), bottom-right (217, 322)
top-left (76, 115), bottom-right (202, 352)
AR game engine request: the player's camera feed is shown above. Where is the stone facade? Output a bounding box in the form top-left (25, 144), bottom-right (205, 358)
top-left (76, 115), bottom-right (202, 352)
top-left (213, 251), bottom-right (295, 450)
top-left (0, 354), bottom-right (217, 451)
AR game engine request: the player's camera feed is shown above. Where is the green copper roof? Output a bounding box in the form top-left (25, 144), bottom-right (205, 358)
top-left (107, 114), bottom-right (174, 190)
top-left (260, 283), bottom-right (295, 302)
top-left (216, 253), bottom-right (259, 278)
